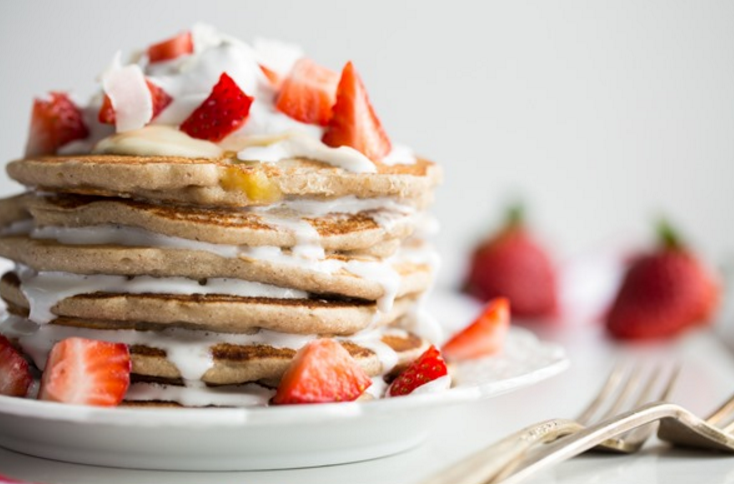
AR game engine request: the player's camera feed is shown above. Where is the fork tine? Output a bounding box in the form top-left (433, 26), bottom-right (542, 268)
top-left (576, 361), bottom-right (628, 425)
top-left (622, 364), bottom-right (680, 443)
top-left (600, 364), bottom-right (643, 419)
top-left (705, 393), bottom-right (734, 427)
top-left (658, 364), bottom-right (680, 401)
top-left (631, 365), bottom-right (662, 406)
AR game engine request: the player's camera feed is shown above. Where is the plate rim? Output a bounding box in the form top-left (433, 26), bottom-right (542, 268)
top-left (0, 327), bottom-right (568, 428)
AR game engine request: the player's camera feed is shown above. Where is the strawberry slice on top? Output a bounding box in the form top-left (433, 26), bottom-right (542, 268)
top-left (272, 339), bottom-right (372, 405)
top-left (388, 346), bottom-right (448, 397)
top-left (0, 335), bottom-right (32, 398)
top-left (322, 61), bottom-right (392, 162)
top-left (259, 64), bottom-right (282, 88)
top-left (179, 72), bottom-right (254, 142)
top-left (147, 31), bottom-right (193, 64)
top-left (442, 297), bottom-right (511, 361)
top-left (275, 58), bottom-right (339, 126)
top-left (38, 337), bottom-right (130, 407)
top-left (98, 79), bottom-right (172, 125)
top-left (25, 92), bottom-right (89, 157)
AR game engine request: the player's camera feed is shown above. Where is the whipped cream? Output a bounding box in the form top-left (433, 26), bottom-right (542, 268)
top-left (404, 375), bottom-right (452, 395)
top-left (237, 132), bottom-right (377, 174)
top-left (1, 313), bottom-right (402, 383)
top-left (125, 381), bottom-right (275, 407)
top-left (255, 195), bottom-right (415, 218)
top-left (16, 266), bottom-right (307, 325)
top-left (71, 23), bottom-right (417, 172)
top-left (28, 223), bottom-right (437, 313)
top-left (0, 219), bottom-right (33, 237)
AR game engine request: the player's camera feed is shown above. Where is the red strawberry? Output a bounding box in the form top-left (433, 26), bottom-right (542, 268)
top-left (465, 205), bottom-right (558, 319)
top-left (388, 346), bottom-right (448, 397)
top-left (98, 79), bottom-right (172, 125)
top-left (322, 61), bottom-right (392, 162)
top-left (259, 64), bottom-right (282, 87)
top-left (272, 339), bottom-right (372, 405)
top-left (606, 220), bottom-right (719, 339)
top-left (147, 31), bottom-right (193, 63)
top-left (0, 335), bottom-right (32, 398)
top-left (275, 58), bottom-right (339, 126)
top-left (442, 298), bottom-right (511, 360)
top-left (25, 92), bottom-right (89, 157)
top-left (179, 72), bottom-right (254, 142)
top-left (38, 338), bottom-right (130, 406)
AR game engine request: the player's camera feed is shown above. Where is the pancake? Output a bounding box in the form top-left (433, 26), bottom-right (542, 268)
top-left (0, 193), bottom-right (30, 228)
top-left (0, 235), bottom-right (434, 302)
top-left (4, 309), bottom-right (428, 386)
top-left (1, 271), bottom-right (420, 335)
top-left (7, 155), bottom-right (441, 208)
top-left (23, 194), bottom-right (416, 252)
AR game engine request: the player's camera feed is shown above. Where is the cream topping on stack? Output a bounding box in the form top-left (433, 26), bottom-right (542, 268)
top-left (0, 25), bottom-right (444, 406)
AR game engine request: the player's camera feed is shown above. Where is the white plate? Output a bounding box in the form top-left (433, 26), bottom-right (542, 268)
top-left (0, 291), bottom-right (568, 471)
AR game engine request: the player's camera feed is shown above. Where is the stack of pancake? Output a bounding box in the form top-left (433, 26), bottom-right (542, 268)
top-left (0, 154), bottom-right (441, 406)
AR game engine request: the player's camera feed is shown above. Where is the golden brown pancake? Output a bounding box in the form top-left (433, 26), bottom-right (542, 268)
top-left (3, 306), bottom-right (428, 386)
top-left (0, 235), bottom-right (433, 301)
top-left (17, 193), bottom-right (416, 253)
top-left (1, 271), bottom-right (420, 335)
top-left (0, 193), bottom-right (30, 228)
top-left (7, 155), bottom-right (441, 208)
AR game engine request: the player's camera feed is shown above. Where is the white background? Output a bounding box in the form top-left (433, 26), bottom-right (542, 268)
top-left (1, 0), bottom-right (732, 285)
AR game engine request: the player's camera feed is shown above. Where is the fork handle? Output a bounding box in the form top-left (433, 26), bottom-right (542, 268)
top-left (418, 418), bottom-right (584, 484)
top-left (494, 402), bottom-right (683, 484)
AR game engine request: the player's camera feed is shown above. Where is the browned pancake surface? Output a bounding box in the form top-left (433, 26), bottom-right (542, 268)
top-left (8, 155), bottom-right (441, 207)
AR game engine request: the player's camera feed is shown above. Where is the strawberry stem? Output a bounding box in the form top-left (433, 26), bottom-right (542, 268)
top-left (505, 203), bottom-right (525, 229)
top-left (657, 218), bottom-right (684, 250)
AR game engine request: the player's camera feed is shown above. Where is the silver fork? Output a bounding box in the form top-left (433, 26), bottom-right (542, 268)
top-left (494, 394), bottom-right (734, 484)
top-left (420, 362), bottom-right (678, 484)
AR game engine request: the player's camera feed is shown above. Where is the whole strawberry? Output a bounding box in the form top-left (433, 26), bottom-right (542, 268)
top-left (464, 205), bottom-right (557, 318)
top-left (606, 220), bottom-right (719, 339)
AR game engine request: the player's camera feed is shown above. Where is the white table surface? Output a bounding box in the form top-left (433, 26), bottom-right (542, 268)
top-left (1, 316), bottom-right (733, 484)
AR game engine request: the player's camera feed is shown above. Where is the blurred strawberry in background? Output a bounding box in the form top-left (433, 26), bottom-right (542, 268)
top-left (606, 219), bottom-right (720, 340)
top-left (464, 204), bottom-right (558, 319)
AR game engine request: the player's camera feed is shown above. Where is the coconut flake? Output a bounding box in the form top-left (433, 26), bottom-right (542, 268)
top-left (102, 62), bottom-right (153, 132)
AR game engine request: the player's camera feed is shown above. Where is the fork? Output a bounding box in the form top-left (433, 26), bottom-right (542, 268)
top-left (493, 394), bottom-right (734, 484)
top-left (419, 362), bottom-right (678, 484)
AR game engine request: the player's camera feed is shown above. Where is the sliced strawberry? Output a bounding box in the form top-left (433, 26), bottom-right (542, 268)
top-left (322, 61), bottom-right (391, 162)
top-left (275, 58), bottom-right (339, 126)
top-left (147, 31), bottom-right (193, 63)
top-left (259, 64), bottom-right (282, 87)
top-left (25, 92), bottom-right (89, 157)
top-left (179, 72), bottom-right (254, 142)
top-left (98, 79), bottom-right (172, 125)
top-left (272, 339), bottom-right (372, 405)
top-left (0, 335), bottom-right (32, 398)
top-left (442, 297), bottom-right (511, 361)
top-left (388, 346), bottom-right (448, 397)
top-left (38, 337), bottom-right (130, 407)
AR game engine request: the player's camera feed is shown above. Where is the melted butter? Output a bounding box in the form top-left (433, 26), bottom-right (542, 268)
top-left (93, 126), bottom-right (224, 158)
top-left (221, 166), bottom-right (282, 203)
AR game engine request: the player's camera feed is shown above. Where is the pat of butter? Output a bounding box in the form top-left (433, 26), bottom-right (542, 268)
top-left (221, 165), bottom-right (282, 203)
top-left (93, 126), bottom-right (224, 158)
